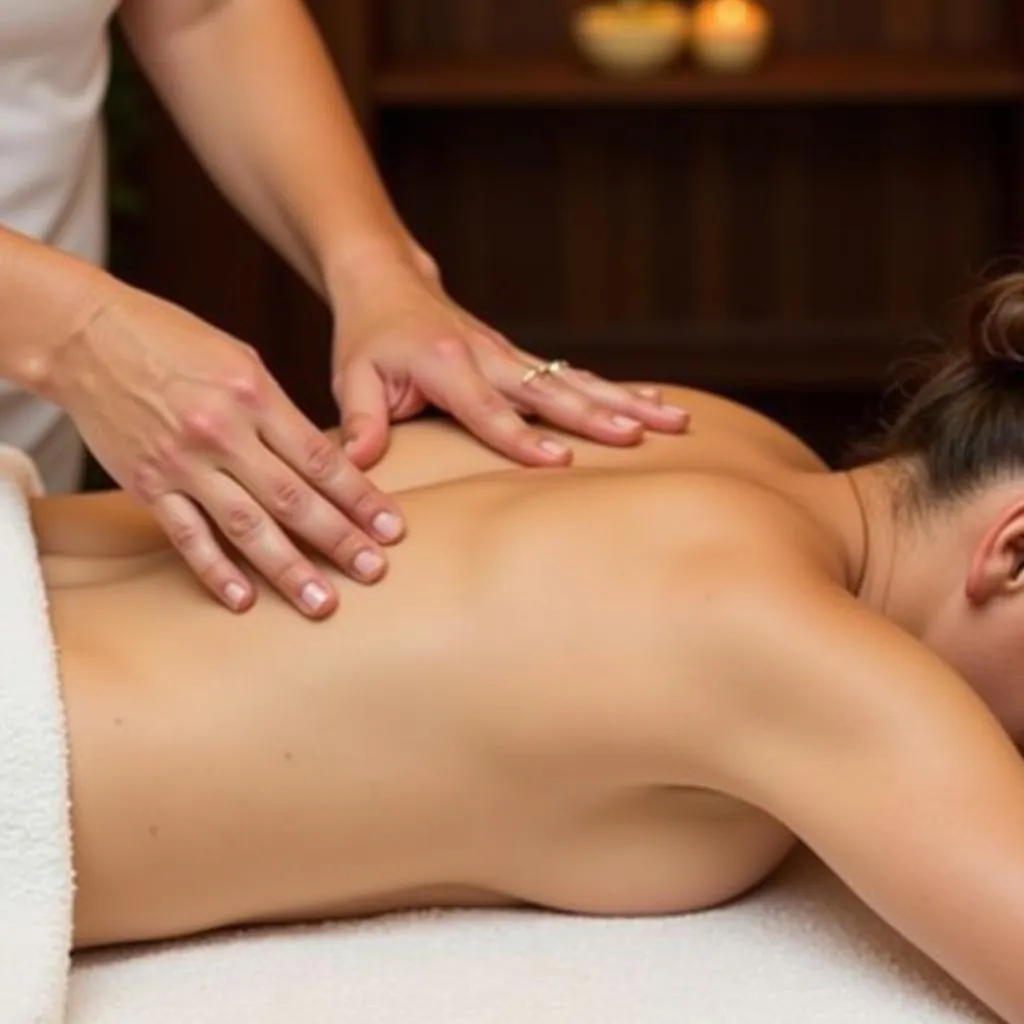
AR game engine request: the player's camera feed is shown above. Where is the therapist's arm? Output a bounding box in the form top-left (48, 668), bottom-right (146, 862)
top-left (0, 223), bottom-right (106, 391)
top-left (119, 0), bottom-right (685, 466)
top-left (119, 0), bottom-right (417, 299)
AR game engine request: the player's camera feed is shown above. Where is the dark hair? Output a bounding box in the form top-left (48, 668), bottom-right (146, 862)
top-left (855, 272), bottom-right (1024, 509)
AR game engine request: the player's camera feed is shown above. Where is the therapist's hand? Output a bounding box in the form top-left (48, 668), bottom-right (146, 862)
top-left (55, 282), bottom-right (405, 619)
top-left (331, 255), bottom-right (689, 471)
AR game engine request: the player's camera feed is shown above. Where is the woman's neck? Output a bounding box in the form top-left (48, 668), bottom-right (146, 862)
top-left (804, 465), bottom-right (965, 640)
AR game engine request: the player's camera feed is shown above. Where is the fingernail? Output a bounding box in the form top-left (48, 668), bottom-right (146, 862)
top-left (639, 387), bottom-right (659, 400)
top-left (353, 549), bottom-right (385, 581)
top-left (539, 438), bottom-right (570, 459)
top-left (300, 581), bottom-right (331, 613)
top-left (372, 510), bottom-right (404, 542)
top-left (611, 415), bottom-right (642, 431)
top-left (224, 581), bottom-right (249, 610)
top-left (664, 406), bottom-right (688, 421)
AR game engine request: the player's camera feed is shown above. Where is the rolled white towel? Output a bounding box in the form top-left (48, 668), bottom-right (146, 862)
top-left (0, 445), bottom-right (73, 1024)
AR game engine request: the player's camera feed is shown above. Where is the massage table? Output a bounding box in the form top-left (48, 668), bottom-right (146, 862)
top-left (0, 448), bottom-right (997, 1024)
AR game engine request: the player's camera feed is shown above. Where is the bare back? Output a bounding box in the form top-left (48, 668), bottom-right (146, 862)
top-left (50, 388), bottom-right (838, 946)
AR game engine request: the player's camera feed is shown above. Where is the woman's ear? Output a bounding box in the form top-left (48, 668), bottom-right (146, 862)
top-left (966, 500), bottom-right (1024, 605)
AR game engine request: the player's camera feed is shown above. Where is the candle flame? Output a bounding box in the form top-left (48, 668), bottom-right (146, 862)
top-left (718, 0), bottom-right (750, 28)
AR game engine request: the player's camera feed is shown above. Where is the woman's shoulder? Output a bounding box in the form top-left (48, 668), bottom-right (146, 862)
top-left (564, 384), bottom-right (829, 484)
top-left (626, 467), bottom-right (842, 593)
top-left (648, 385), bottom-right (828, 472)
top-left (371, 383), bottom-right (828, 497)
top-left (639, 539), bottom-right (970, 794)
top-left (686, 569), bottom-right (968, 760)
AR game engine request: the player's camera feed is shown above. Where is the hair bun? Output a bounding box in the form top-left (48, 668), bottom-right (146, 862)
top-left (966, 272), bottom-right (1024, 374)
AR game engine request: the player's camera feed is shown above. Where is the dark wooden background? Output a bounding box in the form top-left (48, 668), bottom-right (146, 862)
top-left (125, 0), bottom-right (1024, 462)
top-left (378, 1), bottom-right (1006, 55)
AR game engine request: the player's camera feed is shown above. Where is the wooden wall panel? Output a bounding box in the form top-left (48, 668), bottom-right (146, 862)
top-left (381, 104), bottom-right (1006, 374)
top-left (378, 1), bottom-right (1006, 61)
top-left (129, 0), bottom-right (1023, 451)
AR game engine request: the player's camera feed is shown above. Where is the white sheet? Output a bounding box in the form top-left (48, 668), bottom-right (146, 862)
top-left (69, 849), bottom-right (995, 1024)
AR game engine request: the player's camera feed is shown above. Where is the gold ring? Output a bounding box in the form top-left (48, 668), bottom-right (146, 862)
top-left (521, 359), bottom-right (570, 386)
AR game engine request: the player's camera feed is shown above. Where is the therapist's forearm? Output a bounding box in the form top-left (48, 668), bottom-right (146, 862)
top-left (120, 0), bottom-right (419, 301)
top-left (0, 224), bottom-right (110, 394)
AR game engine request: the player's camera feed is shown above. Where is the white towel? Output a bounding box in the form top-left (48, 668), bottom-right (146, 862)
top-left (0, 447), bottom-right (72, 1024)
top-left (68, 852), bottom-right (995, 1023)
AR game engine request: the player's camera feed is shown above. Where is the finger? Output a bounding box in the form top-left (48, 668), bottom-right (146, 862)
top-left (150, 490), bottom-right (256, 613)
top-left (185, 470), bottom-right (342, 619)
top-left (630, 384), bottom-right (691, 431)
top-left (258, 383), bottom-right (405, 547)
top-left (511, 365), bottom-right (646, 447)
top-left (335, 359), bottom-right (390, 469)
top-left (424, 345), bottom-right (573, 466)
top-left (227, 435), bottom-right (393, 591)
top-left (548, 366), bottom-right (689, 434)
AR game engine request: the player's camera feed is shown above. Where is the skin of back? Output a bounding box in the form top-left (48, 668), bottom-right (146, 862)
top-left (31, 385), bottom-right (1024, 1024)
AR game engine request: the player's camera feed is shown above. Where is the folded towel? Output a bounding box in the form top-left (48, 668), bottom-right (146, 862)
top-left (0, 447), bottom-right (72, 1024)
top-left (69, 848), bottom-right (995, 1023)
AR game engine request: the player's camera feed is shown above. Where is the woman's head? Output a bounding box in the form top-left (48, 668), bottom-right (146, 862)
top-left (861, 272), bottom-right (1024, 734)
top-left (865, 272), bottom-right (1024, 508)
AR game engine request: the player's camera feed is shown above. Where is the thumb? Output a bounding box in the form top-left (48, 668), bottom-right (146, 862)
top-left (336, 359), bottom-right (390, 469)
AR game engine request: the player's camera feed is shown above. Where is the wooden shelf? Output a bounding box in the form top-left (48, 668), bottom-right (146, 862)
top-left (374, 52), bottom-right (1024, 108)
top-left (508, 320), bottom-right (908, 388)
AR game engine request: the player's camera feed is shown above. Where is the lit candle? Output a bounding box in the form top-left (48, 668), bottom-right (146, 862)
top-left (692, 0), bottom-right (772, 73)
top-left (572, 1), bottom-right (691, 77)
